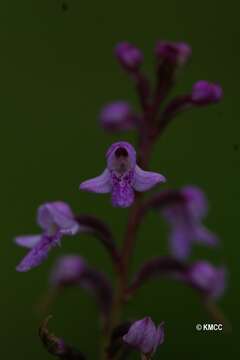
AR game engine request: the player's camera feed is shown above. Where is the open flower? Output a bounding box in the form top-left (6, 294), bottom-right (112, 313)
top-left (79, 141), bottom-right (166, 208)
top-left (123, 317), bottom-right (164, 357)
top-left (187, 261), bottom-right (226, 299)
top-left (15, 202), bottom-right (81, 272)
top-left (160, 186), bottom-right (218, 259)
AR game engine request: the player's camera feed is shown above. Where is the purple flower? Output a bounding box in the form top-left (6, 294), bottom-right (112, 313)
top-left (115, 42), bottom-right (143, 72)
top-left (161, 186), bottom-right (218, 259)
top-left (50, 255), bottom-right (87, 287)
top-left (191, 80), bottom-right (223, 105)
top-left (100, 101), bottom-right (136, 132)
top-left (79, 141), bottom-right (166, 208)
top-left (188, 261), bottom-right (226, 299)
top-left (123, 317), bottom-right (164, 356)
top-left (15, 202), bottom-right (81, 272)
top-left (155, 41), bottom-right (192, 66)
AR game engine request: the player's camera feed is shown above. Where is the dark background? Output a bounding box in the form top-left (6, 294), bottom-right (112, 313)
top-left (0, 0), bottom-right (239, 358)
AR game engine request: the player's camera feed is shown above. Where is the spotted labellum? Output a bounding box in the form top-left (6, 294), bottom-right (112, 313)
top-left (80, 141), bottom-right (166, 208)
top-left (15, 40), bottom-right (227, 360)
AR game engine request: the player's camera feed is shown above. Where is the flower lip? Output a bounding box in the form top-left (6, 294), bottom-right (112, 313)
top-left (16, 234), bottom-right (61, 272)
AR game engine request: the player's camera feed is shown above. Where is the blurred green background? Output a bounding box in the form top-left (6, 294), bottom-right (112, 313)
top-left (0, 0), bottom-right (239, 358)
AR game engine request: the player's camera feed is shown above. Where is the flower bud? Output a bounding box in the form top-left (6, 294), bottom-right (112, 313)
top-left (123, 317), bottom-right (164, 356)
top-left (115, 42), bottom-right (143, 72)
top-left (155, 41), bottom-right (191, 66)
top-left (100, 101), bottom-right (136, 132)
top-left (49, 255), bottom-right (113, 320)
top-left (50, 255), bottom-right (87, 287)
top-left (191, 80), bottom-right (223, 105)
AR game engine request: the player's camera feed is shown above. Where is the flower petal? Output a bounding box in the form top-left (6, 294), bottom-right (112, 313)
top-left (60, 223), bottom-right (81, 236)
top-left (79, 168), bottom-right (111, 194)
top-left (16, 235), bottom-right (60, 272)
top-left (188, 261), bottom-right (226, 299)
top-left (182, 186), bottom-right (208, 218)
top-left (170, 226), bottom-right (191, 260)
top-left (140, 318), bottom-right (158, 354)
top-left (107, 141), bottom-right (136, 171)
top-left (15, 235), bottom-right (42, 249)
top-left (38, 202), bottom-right (79, 235)
top-left (194, 226), bottom-right (218, 246)
top-left (133, 165), bottom-right (166, 192)
top-left (154, 322), bottom-right (165, 352)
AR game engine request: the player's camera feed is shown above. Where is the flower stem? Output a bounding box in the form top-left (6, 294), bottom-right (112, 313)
top-left (103, 141), bottom-right (156, 359)
top-left (122, 194), bottom-right (143, 277)
top-left (103, 199), bottom-right (143, 359)
top-left (103, 71), bottom-right (164, 359)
